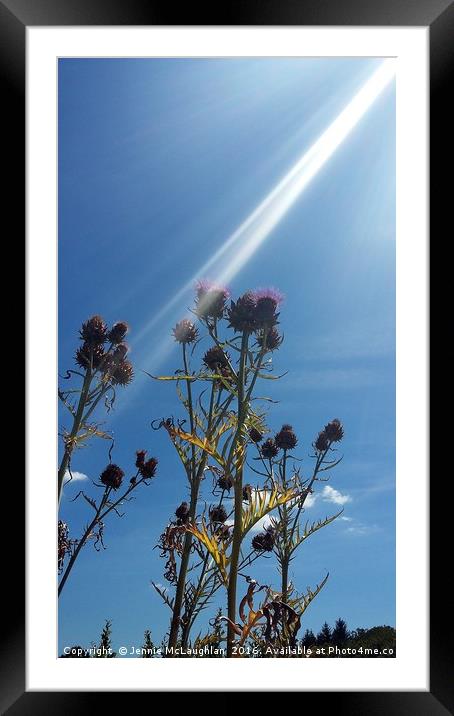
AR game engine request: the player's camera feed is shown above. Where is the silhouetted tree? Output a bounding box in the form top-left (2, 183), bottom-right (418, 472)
top-left (142, 629), bottom-right (155, 657)
top-left (332, 618), bottom-right (349, 645)
top-left (301, 628), bottom-right (317, 647)
top-left (317, 621), bottom-right (332, 645)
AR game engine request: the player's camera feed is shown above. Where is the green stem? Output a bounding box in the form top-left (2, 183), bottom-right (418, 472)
top-left (58, 486), bottom-right (110, 595)
top-left (57, 368), bottom-right (92, 502)
top-left (227, 331), bottom-right (248, 657)
top-left (168, 379), bottom-right (216, 651)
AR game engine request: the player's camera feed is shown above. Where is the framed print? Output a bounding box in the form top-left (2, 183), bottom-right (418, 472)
top-left (2, 0), bottom-right (450, 710)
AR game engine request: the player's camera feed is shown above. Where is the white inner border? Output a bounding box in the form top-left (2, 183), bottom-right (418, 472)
top-left (27, 26), bottom-right (429, 691)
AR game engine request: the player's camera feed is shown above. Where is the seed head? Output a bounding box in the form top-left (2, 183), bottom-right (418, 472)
top-left (75, 342), bottom-right (105, 370)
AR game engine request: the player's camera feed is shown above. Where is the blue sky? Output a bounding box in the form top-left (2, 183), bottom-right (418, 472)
top-left (58, 57), bottom-right (395, 654)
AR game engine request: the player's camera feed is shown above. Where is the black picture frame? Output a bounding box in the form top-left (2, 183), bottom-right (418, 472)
top-left (4, 0), bottom-right (449, 711)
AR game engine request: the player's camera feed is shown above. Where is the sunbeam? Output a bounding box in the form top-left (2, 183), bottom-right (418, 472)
top-left (119, 59), bottom-right (395, 413)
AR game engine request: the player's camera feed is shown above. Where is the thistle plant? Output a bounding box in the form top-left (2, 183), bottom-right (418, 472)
top-left (58, 315), bottom-right (133, 501)
top-left (58, 450), bottom-right (158, 596)
top-left (152, 283), bottom-right (300, 655)
top-left (250, 420), bottom-right (345, 604)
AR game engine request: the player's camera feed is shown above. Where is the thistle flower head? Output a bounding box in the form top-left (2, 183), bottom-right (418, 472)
top-left (113, 343), bottom-right (129, 362)
top-left (252, 526), bottom-right (275, 552)
top-left (261, 438), bottom-right (279, 459)
top-left (218, 474), bottom-right (233, 491)
top-left (203, 345), bottom-right (230, 372)
top-left (275, 424), bottom-right (298, 451)
top-left (135, 450), bottom-right (147, 469)
top-left (79, 315), bottom-right (108, 345)
top-left (252, 288), bottom-right (283, 327)
top-left (100, 463), bottom-right (124, 490)
top-left (227, 292), bottom-right (257, 333)
top-left (140, 457), bottom-right (158, 479)
top-left (172, 319), bottom-right (198, 345)
top-left (249, 427), bottom-right (263, 443)
top-left (195, 280), bottom-right (230, 320)
top-left (111, 359), bottom-right (134, 386)
top-left (242, 484), bottom-right (253, 502)
top-left (314, 431), bottom-right (330, 453)
top-left (107, 321), bottom-right (129, 344)
top-left (324, 418), bottom-right (344, 443)
top-left (75, 342), bottom-right (105, 370)
top-left (264, 326), bottom-right (283, 351)
top-left (175, 501), bottom-right (189, 525)
top-left (209, 505), bottom-right (228, 524)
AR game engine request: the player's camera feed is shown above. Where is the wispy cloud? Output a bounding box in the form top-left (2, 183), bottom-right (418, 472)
top-left (63, 470), bottom-right (88, 485)
top-left (321, 485), bottom-right (351, 505)
top-left (344, 522), bottom-right (380, 536)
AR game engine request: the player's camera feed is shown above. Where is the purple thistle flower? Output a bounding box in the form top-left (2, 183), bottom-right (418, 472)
top-left (195, 279), bottom-right (230, 320)
top-left (252, 287), bottom-right (284, 327)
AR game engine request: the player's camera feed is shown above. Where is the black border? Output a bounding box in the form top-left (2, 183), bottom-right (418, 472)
top-left (5, 0), bottom-right (451, 710)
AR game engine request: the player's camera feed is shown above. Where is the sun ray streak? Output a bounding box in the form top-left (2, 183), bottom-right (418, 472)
top-left (117, 59), bottom-right (395, 415)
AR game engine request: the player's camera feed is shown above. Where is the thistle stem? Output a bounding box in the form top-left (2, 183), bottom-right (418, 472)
top-left (227, 331), bottom-right (248, 656)
top-left (57, 368), bottom-right (92, 502)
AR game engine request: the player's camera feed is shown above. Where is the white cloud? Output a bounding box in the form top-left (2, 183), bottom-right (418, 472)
top-left (63, 470), bottom-right (88, 485)
top-left (340, 515), bottom-right (353, 522)
top-left (344, 523), bottom-right (379, 536)
top-left (321, 485), bottom-right (351, 505)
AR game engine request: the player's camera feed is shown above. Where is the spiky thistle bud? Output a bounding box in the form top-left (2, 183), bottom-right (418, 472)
top-left (140, 457), bottom-right (158, 479)
top-left (261, 438), bottom-right (279, 459)
top-left (314, 431), bottom-right (330, 452)
top-left (275, 424), bottom-right (298, 451)
top-left (113, 343), bottom-right (129, 361)
top-left (252, 526), bottom-right (275, 552)
top-left (75, 342), bottom-right (106, 370)
top-left (227, 292), bottom-right (257, 332)
top-left (264, 326), bottom-right (283, 351)
top-left (135, 450), bottom-right (147, 469)
top-left (107, 321), bottom-right (129, 344)
top-left (209, 505), bottom-right (227, 524)
top-left (79, 315), bottom-right (108, 345)
top-left (324, 418), bottom-right (344, 443)
top-left (100, 464), bottom-right (124, 490)
top-left (175, 501), bottom-right (189, 525)
top-left (172, 319), bottom-right (199, 344)
top-left (203, 345), bottom-right (230, 372)
top-left (242, 484), bottom-right (252, 502)
top-left (249, 427), bottom-right (263, 443)
top-left (218, 474), bottom-right (233, 491)
top-left (111, 359), bottom-right (133, 386)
